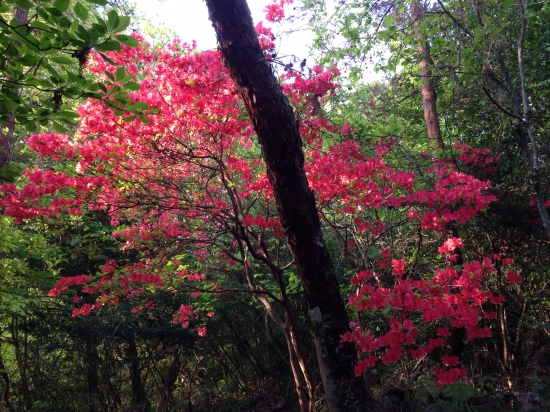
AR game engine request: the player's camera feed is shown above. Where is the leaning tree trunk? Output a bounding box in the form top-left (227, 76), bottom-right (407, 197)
top-left (205, 0), bottom-right (353, 409)
top-left (411, 0), bottom-right (465, 360)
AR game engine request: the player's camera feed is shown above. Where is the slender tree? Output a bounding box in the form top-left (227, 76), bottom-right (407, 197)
top-left (205, 0), bottom-right (353, 409)
top-left (411, 0), bottom-right (466, 360)
top-left (0, 6), bottom-right (28, 171)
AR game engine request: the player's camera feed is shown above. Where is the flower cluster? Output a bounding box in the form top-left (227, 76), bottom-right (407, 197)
top-left (173, 304), bottom-right (195, 329)
top-left (343, 242), bottom-right (517, 385)
top-left (49, 275), bottom-right (92, 297)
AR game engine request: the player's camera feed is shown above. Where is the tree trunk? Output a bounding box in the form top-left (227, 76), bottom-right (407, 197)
top-left (411, 1), bottom-right (444, 152)
top-left (85, 338), bottom-right (101, 412)
top-left (0, 7), bottom-right (28, 171)
top-left (494, 49), bottom-right (550, 241)
top-left (157, 345), bottom-right (183, 412)
top-left (10, 317), bottom-right (30, 411)
top-left (0, 338), bottom-right (15, 412)
top-left (515, 0), bottom-right (550, 240)
top-left (205, 0), bottom-right (353, 408)
top-left (126, 336), bottom-right (148, 411)
top-left (411, 1), bottom-right (466, 360)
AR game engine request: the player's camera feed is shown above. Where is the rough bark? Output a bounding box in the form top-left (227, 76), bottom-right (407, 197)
top-left (205, 0), bottom-right (352, 407)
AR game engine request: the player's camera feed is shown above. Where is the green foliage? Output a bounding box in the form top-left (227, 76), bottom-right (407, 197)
top-left (422, 383), bottom-right (492, 411)
top-left (0, 216), bottom-right (61, 315)
top-left (0, 0), bottom-right (141, 133)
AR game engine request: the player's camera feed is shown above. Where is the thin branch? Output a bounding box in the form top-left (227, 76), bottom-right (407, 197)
top-left (436, 0), bottom-right (473, 37)
top-left (481, 85), bottom-right (526, 123)
top-left (181, 285), bottom-right (284, 306)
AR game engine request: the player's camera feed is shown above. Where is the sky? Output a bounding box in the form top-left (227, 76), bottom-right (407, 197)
top-left (129, 0), bottom-right (383, 83)
top-left (131, 0), bottom-right (313, 59)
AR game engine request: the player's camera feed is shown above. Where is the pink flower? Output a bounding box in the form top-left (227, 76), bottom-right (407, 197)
top-left (354, 355), bottom-right (377, 376)
top-left (391, 259), bottom-right (406, 276)
top-left (435, 367), bottom-right (467, 387)
top-left (438, 237), bottom-right (463, 254)
top-left (342, 122), bottom-right (356, 135)
top-left (442, 355), bottom-right (460, 366)
top-left (506, 271), bottom-right (522, 283)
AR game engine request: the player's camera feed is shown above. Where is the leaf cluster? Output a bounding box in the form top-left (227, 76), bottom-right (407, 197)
top-left (0, 0), bottom-right (140, 135)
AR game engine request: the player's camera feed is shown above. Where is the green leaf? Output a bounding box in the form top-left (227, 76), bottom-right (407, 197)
top-left (14, 0), bottom-right (34, 10)
top-left (89, 82), bottom-right (107, 94)
top-left (5, 43), bottom-right (19, 57)
top-left (139, 115), bottom-right (150, 125)
top-left (107, 10), bottom-right (119, 32)
top-left (0, 164), bottom-right (24, 183)
top-left (114, 16), bottom-right (130, 33)
top-left (39, 36), bottom-right (52, 50)
top-left (382, 16), bottom-right (394, 28)
top-left (75, 24), bottom-right (91, 43)
top-left (367, 246), bottom-right (379, 259)
top-left (93, 17), bottom-right (107, 32)
top-left (131, 102), bottom-right (148, 111)
top-left (94, 40), bottom-right (120, 52)
top-left (57, 111), bottom-right (80, 120)
top-left (51, 56), bottom-right (75, 65)
top-left (115, 66), bottom-right (125, 81)
top-left (37, 8), bottom-right (50, 21)
top-left (113, 94), bottom-right (129, 105)
top-left (98, 52), bottom-right (116, 65)
top-left (115, 34), bottom-right (140, 47)
top-left (53, 0), bottom-right (71, 12)
top-left (45, 7), bottom-right (62, 17)
top-left (24, 121), bottom-right (37, 133)
top-left (104, 71), bottom-right (115, 81)
top-left (74, 2), bottom-right (89, 21)
top-left (52, 121), bottom-right (68, 133)
top-left (88, 0), bottom-right (107, 5)
top-left (69, 19), bottom-right (79, 33)
top-left (124, 82), bottom-right (141, 91)
top-left (122, 115), bottom-right (137, 122)
top-left (30, 21), bottom-right (51, 31)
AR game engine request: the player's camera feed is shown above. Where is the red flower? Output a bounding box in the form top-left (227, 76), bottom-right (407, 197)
top-left (441, 355), bottom-right (460, 366)
top-left (506, 271), bottom-right (522, 283)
